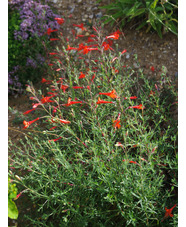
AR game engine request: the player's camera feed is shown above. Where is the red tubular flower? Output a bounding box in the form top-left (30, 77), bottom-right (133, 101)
top-left (23, 109), bottom-right (35, 115)
top-left (54, 17), bottom-right (64, 25)
top-left (129, 104), bottom-right (145, 110)
top-left (66, 45), bottom-right (78, 51)
top-left (63, 97), bottom-right (83, 106)
top-left (49, 52), bottom-right (58, 55)
top-left (60, 84), bottom-right (69, 93)
top-left (46, 28), bottom-right (58, 35)
top-left (79, 45), bottom-right (99, 54)
top-left (124, 96), bottom-right (137, 100)
top-left (91, 74), bottom-right (95, 82)
top-left (41, 78), bottom-right (52, 84)
top-left (79, 72), bottom-right (86, 79)
top-left (86, 37), bottom-right (95, 43)
top-left (49, 126), bottom-right (57, 131)
top-left (73, 86), bottom-right (84, 89)
top-left (96, 97), bottom-right (113, 104)
top-left (48, 137), bottom-right (62, 143)
top-left (41, 95), bottom-right (55, 104)
top-left (15, 192), bottom-right (22, 200)
top-left (112, 119), bottom-right (121, 129)
top-left (122, 159), bottom-right (139, 165)
top-left (23, 117), bottom-right (40, 129)
top-left (50, 38), bottom-right (60, 41)
top-left (73, 23), bottom-right (86, 30)
top-left (102, 42), bottom-right (114, 51)
top-left (59, 119), bottom-right (71, 124)
top-left (161, 204), bottom-right (177, 222)
top-left (106, 31), bottom-right (120, 40)
top-left (121, 49), bottom-right (127, 54)
top-left (99, 89), bottom-right (118, 99)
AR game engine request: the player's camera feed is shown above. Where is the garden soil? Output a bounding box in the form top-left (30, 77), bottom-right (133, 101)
top-left (8, 0), bottom-right (178, 226)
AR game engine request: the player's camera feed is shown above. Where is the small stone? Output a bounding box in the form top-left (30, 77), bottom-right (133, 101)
top-left (95, 12), bottom-right (102, 18)
top-left (92, 6), bottom-right (98, 11)
top-left (89, 14), bottom-right (94, 19)
top-left (133, 62), bottom-right (140, 68)
top-left (69, 6), bottom-right (75, 13)
top-left (77, 0), bottom-right (82, 3)
top-left (126, 53), bottom-right (130, 59)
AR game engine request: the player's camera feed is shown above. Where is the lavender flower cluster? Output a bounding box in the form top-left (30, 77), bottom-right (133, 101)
top-left (8, 66), bottom-right (23, 95)
top-left (26, 54), bottom-right (45, 68)
top-left (9, 0), bottom-right (61, 41)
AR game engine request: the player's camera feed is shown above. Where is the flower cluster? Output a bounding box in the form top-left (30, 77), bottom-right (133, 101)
top-left (8, 66), bottom-right (23, 95)
top-left (9, 0), bottom-right (61, 41)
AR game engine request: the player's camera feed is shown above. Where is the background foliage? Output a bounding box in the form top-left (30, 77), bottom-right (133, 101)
top-left (99, 0), bottom-right (178, 38)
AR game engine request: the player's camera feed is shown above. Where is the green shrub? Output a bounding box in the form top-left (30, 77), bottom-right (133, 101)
top-left (9, 24), bottom-right (177, 226)
top-left (99, 0), bottom-right (178, 38)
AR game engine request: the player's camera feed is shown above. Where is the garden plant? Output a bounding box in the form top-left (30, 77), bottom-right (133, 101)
top-left (8, 0), bottom-right (61, 95)
top-left (99, 0), bottom-right (178, 38)
top-left (9, 11), bottom-right (178, 227)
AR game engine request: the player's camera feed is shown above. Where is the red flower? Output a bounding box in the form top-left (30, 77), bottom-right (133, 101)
top-left (96, 97), bottom-right (113, 104)
top-left (41, 78), bottom-right (52, 84)
top-left (49, 126), bottom-right (57, 130)
top-left (150, 66), bottom-right (155, 72)
top-left (63, 97), bottom-right (83, 106)
top-left (15, 192), bottom-right (22, 200)
top-left (41, 95), bottom-right (55, 104)
top-left (54, 17), bottom-right (64, 25)
top-left (23, 117), bottom-right (40, 129)
top-left (86, 37), bottom-right (95, 43)
top-left (102, 42), bottom-right (114, 51)
top-left (91, 74), bottom-right (95, 82)
top-left (60, 84), bottom-right (69, 93)
top-left (46, 28), bottom-right (58, 35)
top-left (124, 96), bottom-right (137, 100)
top-left (122, 159), bottom-right (139, 165)
top-left (161, 204), bottom-right (177, 222)
top-left (59, 119), bottom-right (71, 124)
top-left (73, 23), bottom-right (86, 30)
top-left (23, 109), bottom-right (35, 115)
top-left (50, 38), bottom-right (60, 41)
top-left (49, 52), bottom-right (58, 55)
top-left (112, 119), bottom-right (121, 129)
top-left (129, 104), bottom-right (145, 110)
top-left (99, 89), bottom-right (118, 99)
top-left (49, 137), bottom-right (62, 143)
top-left (106, 30), bottom-right (121, 40)
top-left (121, 49), bottom-right (127, 54)
top-left (79, 72), bottom-right (86, 79)
top-left (66, 45), bottom-right (78, 51)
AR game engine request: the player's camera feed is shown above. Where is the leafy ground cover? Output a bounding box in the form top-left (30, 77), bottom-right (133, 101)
top-left (8, 11), bottom-right (177, 226)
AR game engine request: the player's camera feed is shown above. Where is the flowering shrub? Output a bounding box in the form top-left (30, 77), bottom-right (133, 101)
top-left (8, 0), bottom-right (60, 95)
top-left (9, 20), bottom-right (178, 226)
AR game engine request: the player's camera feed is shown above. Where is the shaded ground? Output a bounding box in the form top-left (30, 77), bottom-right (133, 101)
top-left (8, 0), bottom-right (178, 226)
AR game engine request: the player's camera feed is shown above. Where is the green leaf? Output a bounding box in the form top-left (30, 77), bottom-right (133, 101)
top-left (8, 199), bottom-right (18, 220)
top-left (129, 8), bottom-right (146, 18)
top-left (150, 0), bottom-right (159, 9)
